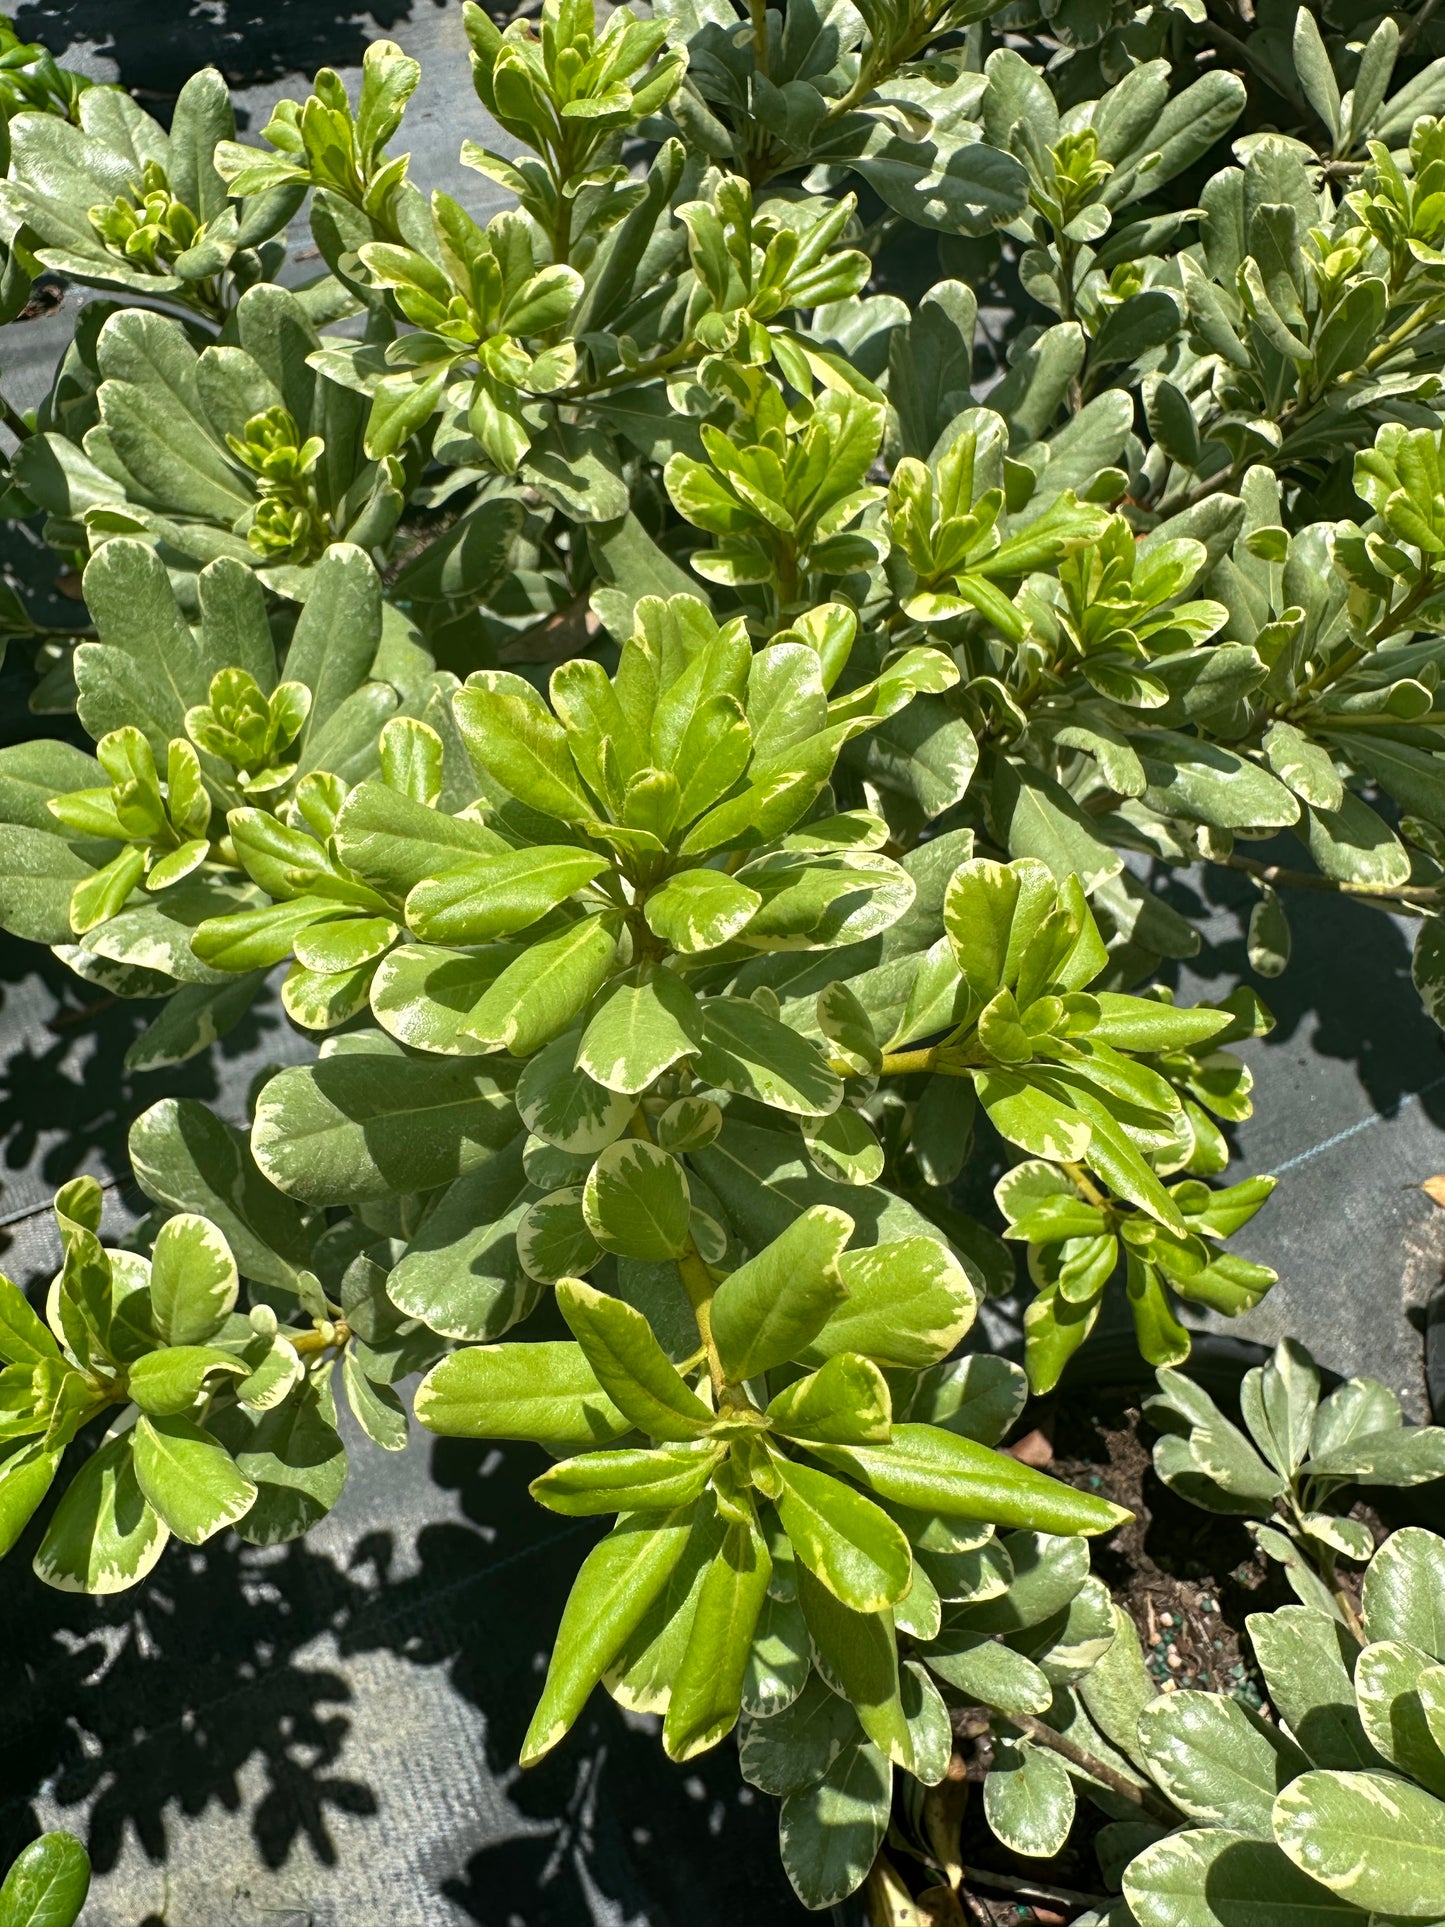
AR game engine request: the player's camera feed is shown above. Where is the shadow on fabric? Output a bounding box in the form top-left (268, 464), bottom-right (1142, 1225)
top-left (1153, 850), bottom-right (1445, 1129)
top-left (340, 1436), bottom-right (820, 1923)
top-left (11, 0), bottom-right (444, 98)
top-left (0, 1425), bottom-right (821, 1923)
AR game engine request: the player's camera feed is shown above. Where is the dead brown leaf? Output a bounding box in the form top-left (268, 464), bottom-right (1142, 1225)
top-left (919, 1753), bottom-right (970, 1886)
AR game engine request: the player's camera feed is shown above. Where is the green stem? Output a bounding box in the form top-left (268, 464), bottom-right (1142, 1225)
top-left (876, 1045), bottom-right (939, 1076)
top-left (1173, 294), bottom-right (1443, 517)
top-left (1361, 297), bottom-right (1437, 373)
top-left (292, 1320), bottom-right (350, 1355)
top-left (677, 1244), bottom-right (725, 1397)
top-left (1055, 228), bottom-right (1078, 326)
top-left (1062, 1159), bottom-right (1109, 1209)
top-left (749, 0), bottom-right (769, 77)
top-left (0, 392), bottom-right (31, 441)
top-left (832, 1040), bottom-right (985, 1079)
top-left (776, 541), bottom-right (800, 616)
top-left (561, 337), bottom-right (697, 400)
top-left (744, 0), bottom-right (955, 185)
top-left (1292, 579), bottom-right (1431, 707)
top-left (1177, 456), bottom-right (1245, 514)
top-left (824, 0), bottom-right (960, 123)
top-left (550, 178), bottom-right (573, 269)
top-left (1208, 846), bottom-right (1442, 907)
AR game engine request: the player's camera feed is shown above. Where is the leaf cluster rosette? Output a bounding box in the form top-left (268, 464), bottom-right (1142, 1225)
top-left (414, 1179), bottom-right (1127, 1894)
top-left (1146, 1337), bottom-right (1445, 1623)
top-left (5, 0), bottom-right (1445, 1041)
top-left (12, 292), bottom-right (408, 588)
top-left (0, 1168), bottom-right (414, 1581)
top-left (0, 69), bottom-right (311, 322)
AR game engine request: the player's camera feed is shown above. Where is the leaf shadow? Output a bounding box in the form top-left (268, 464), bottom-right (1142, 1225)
top-left (9, 0), bottom-right (443, 101)
top-left (335, 1436), bottom-right (835, 1925)
top-left (0, 929), bottom-right (307, 1223)
top-left (0, 1408), bottom-right (829, 1922)
top-left (1147, 848), bottom-right (1445, 1129)
top-left (0, 1499), bottom-right (379, 1880)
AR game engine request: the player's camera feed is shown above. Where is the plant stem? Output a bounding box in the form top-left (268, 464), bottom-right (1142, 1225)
top-left (550, 178), bottom-right (573, 268)
top-left (561, 337), bottom-right (696, 400)
top-left (1055, 228), bottom-right (1080, 329)
top-left (1062, 1160), bottom-right (1109, 1209)
top-left (0, 391), bottom-right (32, 440)
top-left (1193, 16), bottom-right (1258, 65)
top-left (677, 1243), bottom-right (726, 1397)
top-left (1332, 1576), bottom-right (1366, 1641)
top-left (292, 1320), bottom-right (349, 1355)
top-left (1402, 0), bottom-right (1444, 53)
top-left (961, 1864), bottom-right (1110, 1910)
top-left (1318, 1546), bottom-right (1367, 1642)
top-left (1294, 579), bottom-right (1431, 705)
top-left (749, 0), bottom-right (770, 72)
top-left (1207, 847), bottom-right (1442, 907)
top-left (957, 1887), bottom-right (992, 1926)
top-left (873, 1045), bottom-right (939, 1076)
top-left (1362, 297), bottom-right (1436, 373)
top-left (1005, 1713), bottom-right (1178, 1825)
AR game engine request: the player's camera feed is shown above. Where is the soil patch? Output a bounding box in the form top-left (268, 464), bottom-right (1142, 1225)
top-left (1042, 1388), bottom-right (1292, 1707)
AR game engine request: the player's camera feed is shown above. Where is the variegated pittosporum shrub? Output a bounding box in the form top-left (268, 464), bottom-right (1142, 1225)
top-left (3, 6), bottom-right (1445, 1006)
top-left (4, 0), bottom-right (1445, 1913)
top-left (12, 289), bottom-right (412, 589)
top-left (2, 534), bottom-right (1273, 1381)
top-left (1105, 1527), bottom-right (1445, 1927)
top-left (0, 535), bottom-right (1274, 1908)
top-left (1146, 1337), bottom-right (1445, 1629)
top-left (3, 10), bottom-right (1445, 1009)
top-left (895, 1525), bottom-right (1445, 1927)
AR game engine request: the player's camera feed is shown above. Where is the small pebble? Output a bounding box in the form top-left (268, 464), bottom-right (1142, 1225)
top-left (1159, 1612), bottom-right (1174, 1627)
top-left (1162, 1678), bottom-right (1178, 1692)
top-left (1166, 1648), bottom-right (1182, 1670)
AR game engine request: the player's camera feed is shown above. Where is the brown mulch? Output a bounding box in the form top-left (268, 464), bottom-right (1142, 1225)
top-left (1042, 1392), bottom-right (1292, 1708)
